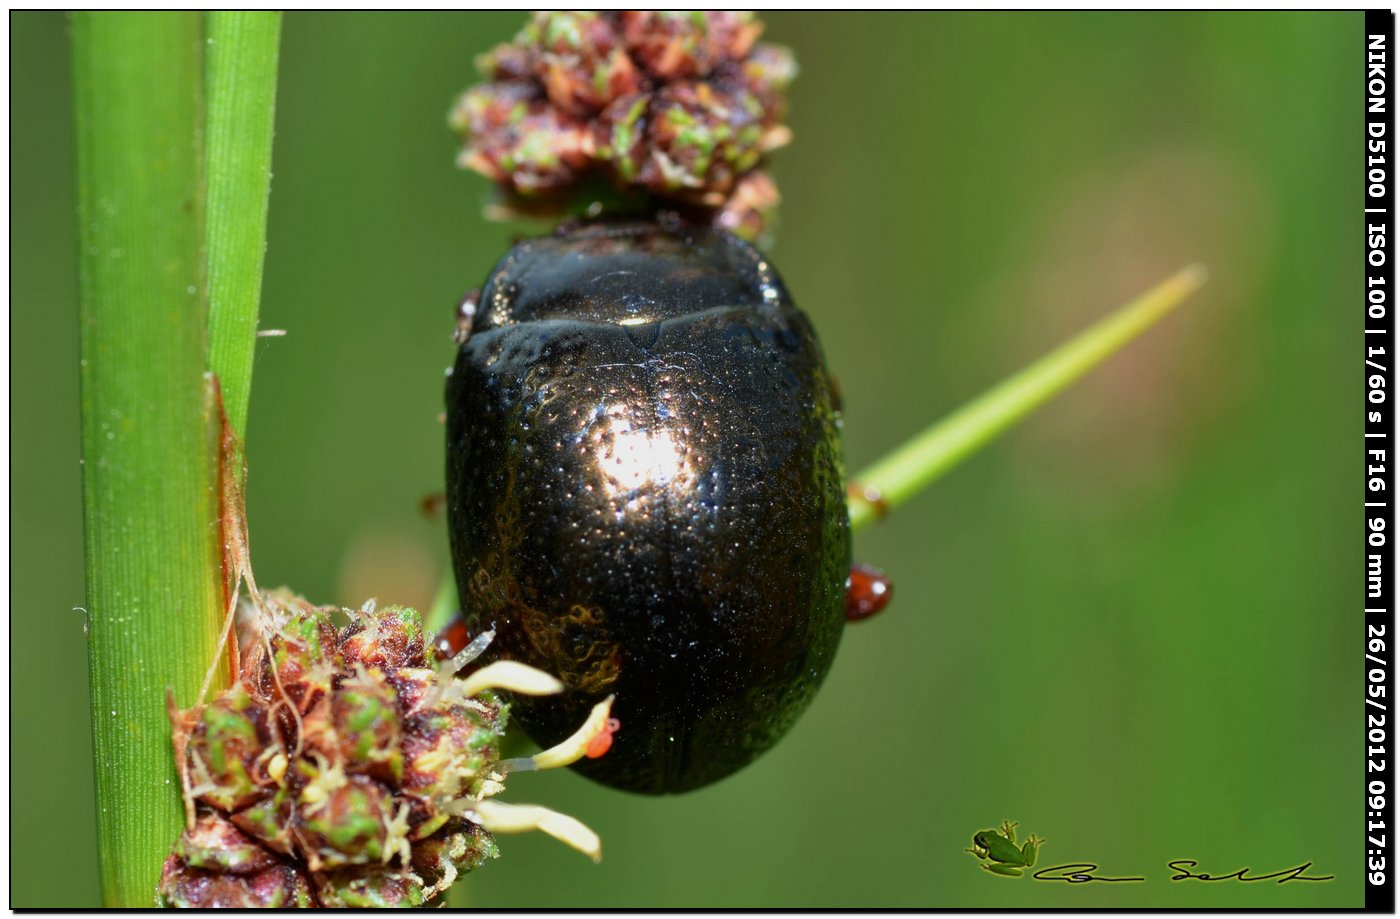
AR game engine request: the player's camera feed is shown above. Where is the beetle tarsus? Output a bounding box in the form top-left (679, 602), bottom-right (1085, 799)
top-left (845, 563), bottom-right (893, 621)
top-left (453, 289), bottom-right (480, 344)
top-left (847, 482), bottom-right (890, 519)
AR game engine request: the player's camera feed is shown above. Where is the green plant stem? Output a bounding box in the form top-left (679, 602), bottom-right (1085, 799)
top-left (847, 265), bottom-right (1207, 532)
top-left (205, 11), bottom-right (281, 441)
top-left (427, 570), bottom-right (459, 634)
top-left (73, 12), bottom-right (223, 906)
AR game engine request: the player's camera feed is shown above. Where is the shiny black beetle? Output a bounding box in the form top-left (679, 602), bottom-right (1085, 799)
top-left (446, 218), bottom-right (850, 793)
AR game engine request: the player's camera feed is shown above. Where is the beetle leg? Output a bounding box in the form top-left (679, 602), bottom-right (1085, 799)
top-left (433, 611), bottom-right (472, 660)
top-left (453, 288), bottom-right (480, 344)
top-left (827, 373), bottom-right (844, 415)
top-left (847, 482), bottom-right (890, 520)
top-left (420, 491), bottom-right (446, 518)
top-left (845, 563), bottom-right (893, 621)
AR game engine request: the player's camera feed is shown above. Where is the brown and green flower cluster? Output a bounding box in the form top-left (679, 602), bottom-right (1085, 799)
top-left (451, 10), bottom-right (795, 240)
top-left (159, 590), bottom-right (612, 908)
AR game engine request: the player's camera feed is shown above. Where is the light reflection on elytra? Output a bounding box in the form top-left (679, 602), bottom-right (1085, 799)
top-left (595, 405), bottom-right (695, 499)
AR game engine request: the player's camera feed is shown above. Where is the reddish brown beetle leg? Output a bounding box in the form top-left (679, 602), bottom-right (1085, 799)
top-left (434, 611), bottom-right (472, 660)
top-left (847, 482), bottom-right (890, 519)
top-left (453, 288), bottom-right (480, 345)
top-left (845, 563), bottom-right (893, 622)
top-left (586, 718), bottom-right (622, 759)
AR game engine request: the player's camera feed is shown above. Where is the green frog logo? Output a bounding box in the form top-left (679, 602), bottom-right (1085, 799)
top-left (966, 821), bottom-right (1044, 877)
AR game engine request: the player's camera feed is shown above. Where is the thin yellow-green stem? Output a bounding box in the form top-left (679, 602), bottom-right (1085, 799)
top-left (848, 265), bottom-right (1207, 532)
top-left (205, 11), bottom-right (281, 440)
top-left (73, 12), bottom-right (222, 906)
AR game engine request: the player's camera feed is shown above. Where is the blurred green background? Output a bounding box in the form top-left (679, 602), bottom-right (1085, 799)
top-left (13, 11), bottom-right (1359, 908)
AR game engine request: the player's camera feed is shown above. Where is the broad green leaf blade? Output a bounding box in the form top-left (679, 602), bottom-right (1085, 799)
top-left (205, 11), bottom-right (282, 440)
top-left (73, 11), bottom-right (223, 906)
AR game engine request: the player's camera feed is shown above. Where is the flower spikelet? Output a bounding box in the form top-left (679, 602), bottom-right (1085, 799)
top-left (451, 9), bottom-right (794, 241)
top-left (159, 591), bottom-right (612, 908)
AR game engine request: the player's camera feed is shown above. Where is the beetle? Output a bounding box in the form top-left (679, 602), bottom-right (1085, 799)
top-left (445, 217), bottom-right (880, 793)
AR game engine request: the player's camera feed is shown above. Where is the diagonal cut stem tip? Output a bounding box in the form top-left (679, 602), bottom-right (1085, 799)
top-left (848, 264), bottom-right (1208, 533)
